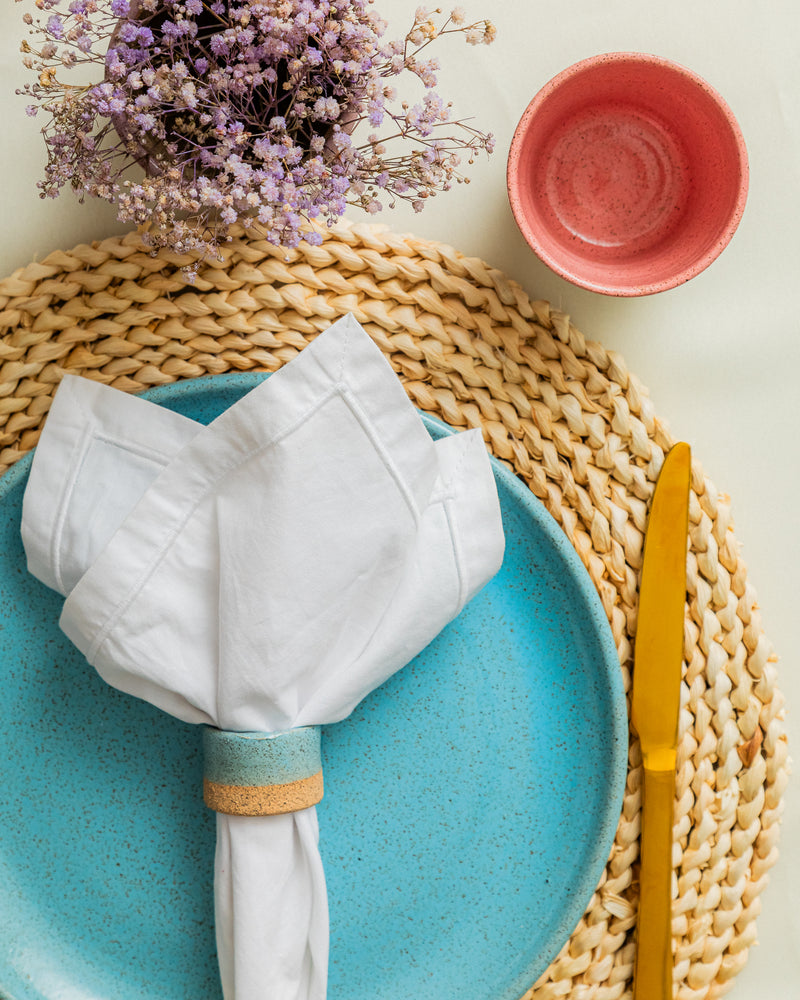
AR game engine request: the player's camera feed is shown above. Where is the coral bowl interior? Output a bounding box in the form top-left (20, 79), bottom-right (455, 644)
top-left (507, 52), bottom-right (749, 296)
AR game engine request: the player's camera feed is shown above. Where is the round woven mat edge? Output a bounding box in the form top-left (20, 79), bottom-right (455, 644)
top-left (0, 220), bottom-right (789, 1000)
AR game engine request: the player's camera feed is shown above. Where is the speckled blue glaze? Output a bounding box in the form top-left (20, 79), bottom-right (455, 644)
top-left (0, 373), bottom-right (627, 1000)
top-left (202, 725), bottom-right (322, 786)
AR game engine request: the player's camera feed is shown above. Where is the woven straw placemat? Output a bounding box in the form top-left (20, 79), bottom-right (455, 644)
top-left (0, 221), bottom-right (788, 1000)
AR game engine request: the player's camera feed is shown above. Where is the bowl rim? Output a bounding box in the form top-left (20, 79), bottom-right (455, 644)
top-left (506, 51), bottom-right (750, 296)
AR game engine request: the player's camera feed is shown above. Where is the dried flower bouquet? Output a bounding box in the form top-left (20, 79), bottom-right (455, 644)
top-left (18, 0), bottom-right (496, 276)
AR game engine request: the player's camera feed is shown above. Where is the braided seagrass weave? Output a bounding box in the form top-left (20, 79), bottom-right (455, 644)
top-left (0, 221), bottom-right (788, 1000)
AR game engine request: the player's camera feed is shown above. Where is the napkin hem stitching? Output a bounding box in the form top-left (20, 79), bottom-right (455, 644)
top-left (82, 384), bottom-right (343, 660)
top-left (83, 382), bottom-right (422, 660)
top-left (442, 496), bottom-right (469, 611)
top-left (338, 381), bottom-right (420, 524)
top-left (51, 419), bottom-right (94, 594)
top-left (52, 429), bottom-right (174, 593)
top-left (93, 432), bottom-right (180, 467)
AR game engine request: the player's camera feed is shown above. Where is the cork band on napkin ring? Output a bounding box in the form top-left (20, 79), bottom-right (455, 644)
top-left (202, 725), bottom-right (323, 816)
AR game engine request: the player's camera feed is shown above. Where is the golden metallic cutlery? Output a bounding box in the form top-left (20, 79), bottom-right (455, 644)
top-left (631, 442), bottom-right (691, 1000)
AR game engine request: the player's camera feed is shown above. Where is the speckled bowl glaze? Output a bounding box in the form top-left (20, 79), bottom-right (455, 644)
top-left (507, 52), bottom-right (749, 296)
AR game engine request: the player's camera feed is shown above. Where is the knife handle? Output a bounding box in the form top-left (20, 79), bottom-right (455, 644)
top-left (633, 765), bottom-right (675, 1000)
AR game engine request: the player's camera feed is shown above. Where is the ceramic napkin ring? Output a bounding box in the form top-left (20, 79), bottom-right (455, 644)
top-left (202, 725), bottom-right (324, 816)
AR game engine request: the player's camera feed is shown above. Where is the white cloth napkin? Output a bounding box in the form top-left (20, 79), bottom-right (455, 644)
top-left (21, 313), bottom-right (505, 1000)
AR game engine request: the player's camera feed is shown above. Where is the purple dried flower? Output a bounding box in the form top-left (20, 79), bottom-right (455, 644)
top-left (208, 33), bottom-right (228, 56)
top-left (45, 14), bottom-right (64, 38)
top-left (118, 21), bottom-right (138, 44)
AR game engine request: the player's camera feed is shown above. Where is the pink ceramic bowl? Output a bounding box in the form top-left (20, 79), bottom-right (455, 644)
top-left (507, 53), bottom-right (749, 296)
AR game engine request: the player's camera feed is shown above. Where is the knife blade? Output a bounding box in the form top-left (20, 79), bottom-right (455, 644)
top-left (631, 441), bottom-right (691, 1000)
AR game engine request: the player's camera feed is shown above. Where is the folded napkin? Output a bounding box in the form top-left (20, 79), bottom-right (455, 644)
top-left (21, 313), bottom-right (505, 1000)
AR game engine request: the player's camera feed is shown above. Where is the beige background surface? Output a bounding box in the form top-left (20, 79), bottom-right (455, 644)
top-left (1, 0), bottom-right (798, 996)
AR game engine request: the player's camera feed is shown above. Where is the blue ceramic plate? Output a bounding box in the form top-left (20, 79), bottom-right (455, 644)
top-left (0, 375), bottom-right (626, 1000)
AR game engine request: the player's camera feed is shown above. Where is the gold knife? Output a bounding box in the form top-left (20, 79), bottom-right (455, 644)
top-left (631, 441), bottom-right (691, 1000)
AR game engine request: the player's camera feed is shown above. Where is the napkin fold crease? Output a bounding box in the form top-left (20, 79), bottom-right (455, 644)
top-left (21, 313), bottom-right (505, 1000)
